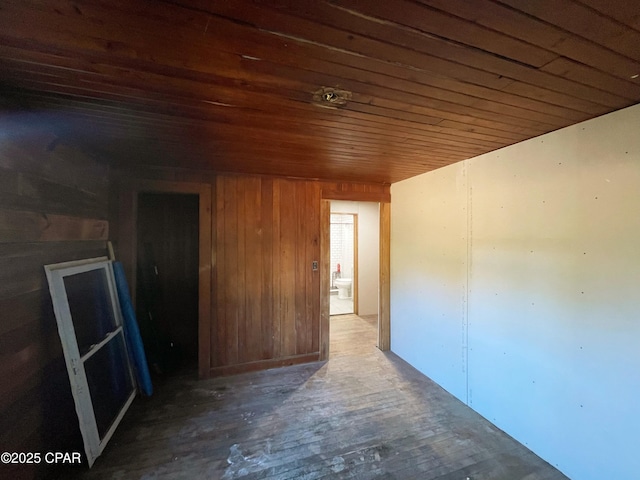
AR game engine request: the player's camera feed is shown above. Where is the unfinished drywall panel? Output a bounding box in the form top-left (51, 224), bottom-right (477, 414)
top-left (468, 105), bottom-right (640, 479)
top-left (390, 162), bottom-right (468, 401)
top-left (390, 103), bottom-right (640, 480)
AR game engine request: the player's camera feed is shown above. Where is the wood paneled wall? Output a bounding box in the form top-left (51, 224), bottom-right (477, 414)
top-left (213, 176), bottom-right (322, 374)
top-left (0, 114), bottom-right (109, 479)
top-left (113, 167), bottom-right (389, 377)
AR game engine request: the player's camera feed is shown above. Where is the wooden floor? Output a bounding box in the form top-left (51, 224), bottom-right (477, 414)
top-left (72, 315), bottom-right (568, 480)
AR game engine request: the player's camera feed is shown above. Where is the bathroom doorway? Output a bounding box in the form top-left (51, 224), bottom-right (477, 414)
top-left (320, 197), bottom-right (390, 359)
top-left (328, 201), bottom-right (380, 323)
top-left (330, 213), bottom-right (357, 316)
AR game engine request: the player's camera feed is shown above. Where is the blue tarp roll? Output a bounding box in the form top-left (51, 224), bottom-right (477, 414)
top-left (113, 261), bottom-right (153, 396)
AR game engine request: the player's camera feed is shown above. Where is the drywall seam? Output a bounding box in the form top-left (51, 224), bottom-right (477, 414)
top-left (465, 162), bottom-right (472, 405)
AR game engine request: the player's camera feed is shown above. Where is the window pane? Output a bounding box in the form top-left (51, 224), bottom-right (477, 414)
top-left (84, 332), bottom-right (134, 440)
top-left (64, 268), bottom-right (117, 356)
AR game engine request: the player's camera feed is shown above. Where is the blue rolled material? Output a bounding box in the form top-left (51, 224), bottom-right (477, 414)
top-left (113, 261), bottom-right (153, 396)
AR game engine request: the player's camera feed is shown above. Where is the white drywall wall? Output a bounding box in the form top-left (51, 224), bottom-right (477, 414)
top-left (391, 104), bottom-right (640, 479)
top-left (390, 164), bottom-right (468, 401)
top-left (331, 201), bottom-right (379, 315)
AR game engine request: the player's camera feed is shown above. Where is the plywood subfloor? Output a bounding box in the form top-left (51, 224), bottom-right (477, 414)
top-left (72, 315), bottom-right (568, 479)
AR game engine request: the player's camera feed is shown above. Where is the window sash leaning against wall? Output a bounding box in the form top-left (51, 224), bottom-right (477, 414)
top-left (45, 257), bottom-right (136, 467)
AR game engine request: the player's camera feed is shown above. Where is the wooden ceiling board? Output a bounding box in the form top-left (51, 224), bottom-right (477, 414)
top-left (495, 0), bottom-right (640, 63)
top-left (1, 0), bottom-right (639, 184)
top-left (328, 0), bottom-right (559, 67)
top-left (241, 57), bottom-right (593, 126)
top-left (419, 0), bottom-right (640, 80)
top-left (0, 60), bottom-right (578, 146)
top-left (196, 0), bottom-right (634, 107)
top-left (2, 80), bottom-right (511, 152)
top-left (577, 0), bottom-right (640, 32)
top-left (4, 91), bottom-right (504, 165)
top-left (0, 2), bottom-right (604, 124)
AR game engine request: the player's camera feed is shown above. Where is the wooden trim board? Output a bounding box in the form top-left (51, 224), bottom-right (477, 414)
top-left (209, 353), bottom-right (320, 377)
top-left (378, 202), bottom-right (391, 351)
top-left (319, 200), bottom-right (331, 361)
top-left (321, 189), bottom-right (391, 203)
top-left (354, 213), bottom-right (358, 316)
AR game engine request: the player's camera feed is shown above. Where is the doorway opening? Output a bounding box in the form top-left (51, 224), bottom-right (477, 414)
top-left (136, 193), bottom-right (199, 376)
top-left (330, 213), bottom-right (357, 316)
top-left (328, 201), bottom-right (380, 352)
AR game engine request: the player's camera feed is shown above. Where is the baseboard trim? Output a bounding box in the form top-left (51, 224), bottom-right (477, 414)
top-left (208, 353), bottom-right (321, 377)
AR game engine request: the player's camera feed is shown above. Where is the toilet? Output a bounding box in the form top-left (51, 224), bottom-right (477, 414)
top-left (334, 278), bottom-right (352, 299)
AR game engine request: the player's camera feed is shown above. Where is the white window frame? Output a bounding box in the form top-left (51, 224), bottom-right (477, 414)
top-left (45, 257), bottom-right (136, 467)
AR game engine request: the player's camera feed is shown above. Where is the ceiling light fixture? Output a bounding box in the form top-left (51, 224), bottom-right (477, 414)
top-left (313, 86), bottom-right (352, 108)
top-left (323, 91), bottom-right (338, 102)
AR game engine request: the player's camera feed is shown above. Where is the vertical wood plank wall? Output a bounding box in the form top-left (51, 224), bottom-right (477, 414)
top-left (213, 177), bottom-right (321, 374)
top-left (113, 169), bottom-right (389, 377)
top-left (0, 116), bottom-right (109, 479)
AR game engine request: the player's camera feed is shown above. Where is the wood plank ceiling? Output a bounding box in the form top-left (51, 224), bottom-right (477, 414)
top-left (1, 0), bottom-right (639, 184)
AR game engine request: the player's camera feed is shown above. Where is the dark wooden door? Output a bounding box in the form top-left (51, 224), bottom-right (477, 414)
top-left (136, 193), bottom-right (199, 373)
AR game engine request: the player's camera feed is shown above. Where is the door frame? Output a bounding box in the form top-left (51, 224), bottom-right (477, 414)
top-left (117, 179), bottom-right (212, 378)
top-left (319, 190), bottom-right (390, 360)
